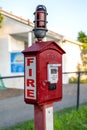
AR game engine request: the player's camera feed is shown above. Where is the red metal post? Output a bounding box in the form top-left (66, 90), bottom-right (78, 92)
top-left (34, 103), bottom-right (53, 130)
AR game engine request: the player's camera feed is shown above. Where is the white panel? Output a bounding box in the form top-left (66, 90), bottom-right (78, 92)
top-left (46, 107), bottom-right (53, 130)
top-left (25, 56), bottom-right (36, 100)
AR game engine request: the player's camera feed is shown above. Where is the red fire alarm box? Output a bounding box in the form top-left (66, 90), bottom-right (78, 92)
top-left (22, 41), bottom-right (65, 105)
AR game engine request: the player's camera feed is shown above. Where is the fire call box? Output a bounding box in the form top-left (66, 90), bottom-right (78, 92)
top-left (22, 41), bottom-right (65, 105)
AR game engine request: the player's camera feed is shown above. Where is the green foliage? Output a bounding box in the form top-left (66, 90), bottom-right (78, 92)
top-left (0, 13), bottom-right (3, 28)
top-left (83, 43), bottom-right (87, 50)
top-left (69, 76), bottom-right (87, 83)
top-left (69, 76), bottom-right (78, 83)
top-left (54, 105), bottom-right (87, 130)
top-left (77, 31), bottom-right (87, 72)
top-left (77, 31), bottom-right (86, 43)
top-left (77, 31), bottom-right (87, 50)
top-left (2, 104), bottom-right (87, 130)
top-left (2, 120), bottom-right (34, 130)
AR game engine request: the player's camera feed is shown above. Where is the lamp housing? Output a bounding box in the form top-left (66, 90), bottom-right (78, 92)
top-left (33, 5), bottom-right (48, 41)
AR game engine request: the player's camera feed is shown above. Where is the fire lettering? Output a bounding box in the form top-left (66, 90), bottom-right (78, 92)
top-left (27, 90), bottom-right (34, 98)
top-left (27, 58), bottom-right (34, 66)
top-left (25, 57), bottom-right (36, 100)
top-left (29, 69), bottom-right (32, 76)
top-left (27, 79), bottom-right (35, 87)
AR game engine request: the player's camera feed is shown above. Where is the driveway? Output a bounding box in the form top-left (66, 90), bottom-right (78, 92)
top-left (0, 84), bottom-right (87, 129)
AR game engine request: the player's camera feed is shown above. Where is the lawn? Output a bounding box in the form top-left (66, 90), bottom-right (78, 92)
top-left (2, 104), bottom-right (87, 130)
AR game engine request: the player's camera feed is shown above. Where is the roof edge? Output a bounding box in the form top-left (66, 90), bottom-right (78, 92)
top-left (0, 8), bottom-right (33, 27)
top-left (63, 37), bottom-right (83, 46)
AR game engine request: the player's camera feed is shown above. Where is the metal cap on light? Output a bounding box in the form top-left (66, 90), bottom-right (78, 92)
top-left (33, 5), bottom-right (48, 41)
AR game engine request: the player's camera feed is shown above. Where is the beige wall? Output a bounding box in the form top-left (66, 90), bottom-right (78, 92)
top-left (0, 35), bottom-right (24, 89)
top-left (62, 41), bottom-right (81, 83)
top-left (0, 35), bottom-right (10, 76)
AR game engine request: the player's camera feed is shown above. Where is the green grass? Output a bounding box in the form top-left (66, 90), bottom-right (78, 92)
top-left (2, 104), bottom-right (87, 130)
top-left (54, 105), bottom-right (87, 130)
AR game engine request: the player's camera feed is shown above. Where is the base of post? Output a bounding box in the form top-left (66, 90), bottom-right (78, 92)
top-left (34, 103), bottom-right (53, 130)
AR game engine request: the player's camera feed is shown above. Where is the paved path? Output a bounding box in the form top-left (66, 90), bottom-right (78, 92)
top-left (0, 84), bottom-right (87, 129)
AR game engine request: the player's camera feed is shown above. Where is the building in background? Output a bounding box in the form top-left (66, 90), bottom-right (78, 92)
top-left (0, 9), bottom-right (82, 88)
top-left (62, 38), bottom-right (82, 83)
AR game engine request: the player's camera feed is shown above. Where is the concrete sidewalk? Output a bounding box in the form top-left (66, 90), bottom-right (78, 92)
top-left (0, 96), bottom-right (34, 129)
top-left (0, 84), bottom-right (87, 129)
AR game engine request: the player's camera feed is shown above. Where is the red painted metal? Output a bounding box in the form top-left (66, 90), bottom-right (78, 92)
top-left (22, 41), bottom-right (65, 105)
top-left (34, 103), bottom-right (53, 130)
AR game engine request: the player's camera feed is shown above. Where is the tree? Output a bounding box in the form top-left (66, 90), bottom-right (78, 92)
top-left (78, 31), bottom-right (87, 50)
top-left (77, 31), bottom-right (87, 71)
top-left (0, 13), bottom-right (3, 28)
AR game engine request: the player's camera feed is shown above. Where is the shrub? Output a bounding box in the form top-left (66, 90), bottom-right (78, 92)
top-left (69, 77), bottom-right (87, 84)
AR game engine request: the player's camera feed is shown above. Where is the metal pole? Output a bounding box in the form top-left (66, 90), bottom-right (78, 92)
top-left (34, 103), bottom-right (54, 130)
top-left (76, 71), bottom-right (80, 110)
top-left (0, 75), bottom-right (24, 79)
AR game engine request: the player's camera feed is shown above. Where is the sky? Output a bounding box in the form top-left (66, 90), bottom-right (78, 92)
top-left (0, 0), bottom-right (87, 40)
